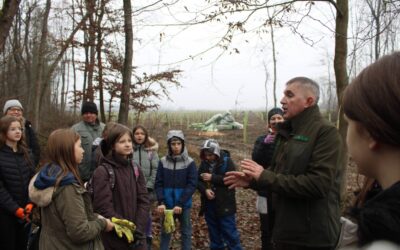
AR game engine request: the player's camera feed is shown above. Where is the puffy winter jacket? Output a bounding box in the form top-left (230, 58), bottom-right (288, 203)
top-left (0, 144), bottom-right (35, 214)
top-left (133, 138), bottom-right (159, 190)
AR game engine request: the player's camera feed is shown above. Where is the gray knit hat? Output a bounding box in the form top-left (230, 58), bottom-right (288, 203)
top-left (3, 99), bottom-right (23, 114)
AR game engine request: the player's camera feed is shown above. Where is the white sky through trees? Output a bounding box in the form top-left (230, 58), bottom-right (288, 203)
top-left (133, 0), bottom-right (336, 111)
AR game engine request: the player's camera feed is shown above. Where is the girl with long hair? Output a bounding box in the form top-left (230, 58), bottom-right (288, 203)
top-left (343, 52), bottom-right (400, 246)
top-left (132, 125), bottom-right (159, 249)
top-left (29, 128), bottom-right (114, 249)
top-left (0, 115), bottom-right (35, 250)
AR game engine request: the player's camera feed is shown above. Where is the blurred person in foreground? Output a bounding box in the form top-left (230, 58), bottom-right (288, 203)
top-left (343, 52), bottom-right (400, 246)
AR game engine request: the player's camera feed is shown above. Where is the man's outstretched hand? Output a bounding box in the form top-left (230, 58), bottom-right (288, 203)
top-left (240, 159), bottom-right (264, 181)
top-left (223, 171), bottom-right (252, 189)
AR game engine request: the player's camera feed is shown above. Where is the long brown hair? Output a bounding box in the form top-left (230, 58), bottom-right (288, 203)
top-left (46, 128), bottom-right (82, 187)
top-left (343, 52), bottom-right (400, 147)
top-left (0, 115), bottom-right (32, 166)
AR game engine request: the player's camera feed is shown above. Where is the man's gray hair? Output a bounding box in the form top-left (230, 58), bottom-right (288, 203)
top-left (286, 77), bottom-right (320, 104)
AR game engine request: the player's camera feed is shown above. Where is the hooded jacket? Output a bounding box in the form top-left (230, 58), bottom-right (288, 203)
top-left (198, 147), bottom-right (237, 217)
top-left (29, 164), bottom-right (106, 250)
top-left (0, 144), bottom-right (35, 214)
top-left (91, 150), bottom-right (150, 250)
top-left (133, 137), bottom-right (159, 190)
top-left (155, 130), bottom-right (197, 209)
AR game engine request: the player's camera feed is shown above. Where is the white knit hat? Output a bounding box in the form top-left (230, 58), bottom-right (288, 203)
top-left (3, 99), bottom-right (24, 114)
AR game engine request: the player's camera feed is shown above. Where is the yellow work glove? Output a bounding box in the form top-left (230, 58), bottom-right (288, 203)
top-left (111, 217), bottom-right (136, 243)
top-left (163, 209), bottom-right (175, 234)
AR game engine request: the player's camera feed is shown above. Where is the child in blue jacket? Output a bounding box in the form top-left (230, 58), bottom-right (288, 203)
top-left (198, 139), bottom-right (243, 250)
top-left (155, 130), bottom-right (197, 250)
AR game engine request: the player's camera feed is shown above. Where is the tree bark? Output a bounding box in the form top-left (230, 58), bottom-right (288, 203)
top-left (334, 0), bottom-right (349, 142)
top-left (85, 0), bottom-right (96, 102)
top-left (268, 9), bottom-right (278, 108)
top-left (0, 0), bottom-right (21, 53)
top-left (333, 0), bottom-right (349, 203)
top-left (118, 0), bottom-right (134, 125)
top-left (97, 0), bottom-right (106, 123)
top-left (32, 0), bottom-right (51, 131)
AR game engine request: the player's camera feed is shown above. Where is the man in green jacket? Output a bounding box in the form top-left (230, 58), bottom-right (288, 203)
top-left (72, 102), bottom-right (105, 182)
top-left (225, 77), bottom-right (344, 250)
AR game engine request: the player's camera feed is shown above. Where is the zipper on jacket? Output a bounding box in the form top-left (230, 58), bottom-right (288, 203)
top-left (172, 159), bottom-right (176, 206)
top-left (138, 146), bottom-right (142, 167)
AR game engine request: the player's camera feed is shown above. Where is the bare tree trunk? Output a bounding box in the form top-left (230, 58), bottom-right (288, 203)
top-left (118, 0), bottom-right (133, 125)
top-left (23, 3), bottom-right (34, 111)
top-left (268, 9), bottom-right (278, 107)
top-left (12, 9), bottom-right (23, 97)
top-left (262, 61), bottom-right (269, 117)
top-left (97, 0), bottom-right (106, 123)
top-left (71, 0), bottom-right (77, 116)
top-left (334, 0), bottom-right (349, 142)
top-left (32, 0), bottom-right (51, 131)
top-left (334, 0), bottom-right (349, 203)
top-left (85, 0), bottom-right (96, 102)
top-left (64, 55), bottom-right (70, 113)
top-left (0, 0), bottom-right (22, 53)
top-left (60, 56), bottom-right (66, 112)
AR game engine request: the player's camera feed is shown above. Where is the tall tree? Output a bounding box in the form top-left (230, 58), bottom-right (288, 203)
top-left (334, 0), bottom-right (349, 141)
top-left (96, 0), bottom-right (107, 122)
top-left (0, 0), bottom-right (21, 53)
top-left (118, 0), bottom-right (134, 125)
top-left (85, 0), bottom-right (97, 102)
top-left (32, 0), bottom-right (51, 130)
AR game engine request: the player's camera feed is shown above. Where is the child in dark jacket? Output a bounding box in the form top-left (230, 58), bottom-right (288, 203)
top-left (92, 124), bottom-right (150, 250)
top-left (0, 115), bottom-right (35, 250)
top-left (155, 130), bottom-right (197, 250)
top-left (198, 139), bottom-right (243, 250)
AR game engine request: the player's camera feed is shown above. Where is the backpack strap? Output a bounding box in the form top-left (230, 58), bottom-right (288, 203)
top-left (102, 163), bottom-right (115, 189)
top-left (220, 156), bottom-right (229, 174)
top-left (131, 160), bottom-right (140, 179)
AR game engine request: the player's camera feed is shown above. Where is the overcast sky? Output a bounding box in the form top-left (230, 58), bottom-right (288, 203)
top-left (133, 1), bottom-right (336, 111)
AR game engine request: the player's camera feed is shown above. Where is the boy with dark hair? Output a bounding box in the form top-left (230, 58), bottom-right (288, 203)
top-left (198, 139), bottom-right (243, 250)
top-left (155, 130), bottom-right (197, 250)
